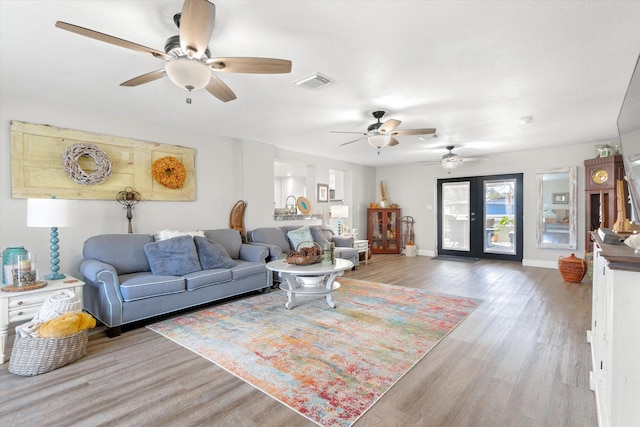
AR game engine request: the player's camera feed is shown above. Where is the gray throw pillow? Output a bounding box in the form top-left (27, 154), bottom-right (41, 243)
top-left (144, 235), bottom-right (202, 276)
top-left (310, 226), bottom-right (330, 246)
top-left (194, 236), bottom-right (236, 270)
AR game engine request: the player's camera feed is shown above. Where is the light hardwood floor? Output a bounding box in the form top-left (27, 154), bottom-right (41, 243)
top-left (0, 255), bottom-right (597, 427)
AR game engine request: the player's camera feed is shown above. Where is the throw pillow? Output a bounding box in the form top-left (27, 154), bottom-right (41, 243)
top-left (144, 235), bottom-right (202, 276)
top-left (310, 226), bottom-right (330, 247)
top-left (194, 236), bottom-right (236, 270)
top-left (156, 229), bottom-right (205, 241)
top-left (287, 226), bottom-right (314, 251)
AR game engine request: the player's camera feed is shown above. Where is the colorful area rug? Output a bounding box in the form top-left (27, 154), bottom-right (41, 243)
top-left (148, 278), bottom-right (481, 426)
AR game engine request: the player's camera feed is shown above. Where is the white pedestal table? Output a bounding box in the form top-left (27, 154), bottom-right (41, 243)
top-left (266, 258), bottom-right (353, 309)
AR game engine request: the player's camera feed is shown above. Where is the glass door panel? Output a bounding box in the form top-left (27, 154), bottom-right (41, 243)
top-left (385, 210), bottom-right (399, 252)
top-left (442, 181), bottom-right (470, 252)
top-left (370, 210), bottom-right (383, 251)
top-left (484, 179), bottom-right (516, 255)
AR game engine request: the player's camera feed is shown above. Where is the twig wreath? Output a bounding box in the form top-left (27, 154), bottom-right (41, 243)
top-left (62, 143), bottom-right (113, 185)
top-left (151, 156), bottom-right (186, 189)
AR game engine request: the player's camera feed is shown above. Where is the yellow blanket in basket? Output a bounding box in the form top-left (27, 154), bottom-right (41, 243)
top-left (39, 312), bottom-right (96, 338)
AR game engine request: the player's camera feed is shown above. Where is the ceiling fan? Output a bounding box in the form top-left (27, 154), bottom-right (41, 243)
top-left (421, 145), bottom-right (488, 173)
top-left (331, 111), bottom-right (436, 153)
top-left (55, 0), bottom-right (292, 103)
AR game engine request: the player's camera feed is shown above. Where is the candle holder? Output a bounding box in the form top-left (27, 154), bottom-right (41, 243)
top-left (116, 187), bottom-right (141, 234)
top-left (12, 253), bottom-right (36, 287)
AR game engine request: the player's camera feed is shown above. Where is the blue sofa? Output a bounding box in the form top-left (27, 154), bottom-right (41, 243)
top-left (79, 229), bottom-right (270, 336)
top-left (247, 225), bottom-right (359, 267)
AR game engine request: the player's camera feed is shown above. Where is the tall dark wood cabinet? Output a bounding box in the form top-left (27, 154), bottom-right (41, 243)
top-left (584, 155), bottom-right (627, 249)
top-left (368, 208), bottom-right (401, 254)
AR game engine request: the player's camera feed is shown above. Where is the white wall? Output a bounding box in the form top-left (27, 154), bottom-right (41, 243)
top-left (0, 93), bottom-right (375, 279)
top-left (376, 143), bottom-right (596, 266)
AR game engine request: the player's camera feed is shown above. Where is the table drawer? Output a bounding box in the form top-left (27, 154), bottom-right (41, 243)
top-left (9, 305), bottom-right (40, 323)
top-left (8, 290), bottom-right (58, 309)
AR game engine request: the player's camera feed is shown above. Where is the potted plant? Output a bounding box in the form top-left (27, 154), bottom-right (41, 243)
top-left (493, 216), bottom-right (514, 243)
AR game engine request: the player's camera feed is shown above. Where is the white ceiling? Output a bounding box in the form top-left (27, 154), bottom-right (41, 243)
top-left (2, 1), bottom-right (640, 167)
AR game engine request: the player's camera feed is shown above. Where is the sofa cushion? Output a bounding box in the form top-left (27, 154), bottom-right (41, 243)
top-left (194, 236), bottom-right (236, 270)
top-left (231, 260), bottom-right (266, 280)
top-left (203, 229), bottom-right (242, 259)
top-left (119, 272), bottom-right (185, 301)
top-left (249, 227), bottom-right (291, 252)
top-left (184, 269), bottom-right (233, 291)
top-left (83, 234), bottom-right (153, 275)
top-left (144, 235), bottom-right (202, 276)
top-left (287, 226), bottom-right (315, 251)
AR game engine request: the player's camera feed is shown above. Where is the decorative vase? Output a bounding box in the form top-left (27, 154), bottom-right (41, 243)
top-left (558, 253), bottom-right (586, 283)
top-left (379, 199), bottom-right (389, 208)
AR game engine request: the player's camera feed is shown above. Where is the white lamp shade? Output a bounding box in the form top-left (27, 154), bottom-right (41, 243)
top-left (330, 205), bottom-right (349, 218)
top-left (165, 58), bottom-right (211, 91)
top-left (27, 198), bottom-right (77, 227)
top-left (368, 134), bottom-right (391, 148)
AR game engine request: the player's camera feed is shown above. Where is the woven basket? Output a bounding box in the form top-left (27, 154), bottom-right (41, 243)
top-left (9, 329), bottom-right (88, 376)
top-left (558, 253), bottom-right (586, 283)
top-left (285, 242), bottom-right (322, 265)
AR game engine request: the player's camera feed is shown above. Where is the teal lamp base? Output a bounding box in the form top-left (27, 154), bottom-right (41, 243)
top-left (45, 226), bottom-right (65, 281)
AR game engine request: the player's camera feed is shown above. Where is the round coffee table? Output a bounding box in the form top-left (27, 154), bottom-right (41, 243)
top-left (266, 258), bottom-right (354, 309)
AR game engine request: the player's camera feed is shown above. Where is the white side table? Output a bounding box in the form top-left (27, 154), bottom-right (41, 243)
top-left (0, 276), bottom-right (85, 364)
top-left (353, 239), bottom-right (370, 265)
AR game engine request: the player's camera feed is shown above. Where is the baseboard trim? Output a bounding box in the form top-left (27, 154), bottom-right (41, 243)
top-left (522, 259), bottom-right (558, 269)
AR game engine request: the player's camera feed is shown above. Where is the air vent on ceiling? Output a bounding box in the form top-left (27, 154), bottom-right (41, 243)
top-left (294, 72), bottom-right (332, 90)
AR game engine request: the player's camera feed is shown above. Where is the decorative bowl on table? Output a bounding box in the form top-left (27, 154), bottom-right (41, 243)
top-left (285, 242), bottom-right (322, 265)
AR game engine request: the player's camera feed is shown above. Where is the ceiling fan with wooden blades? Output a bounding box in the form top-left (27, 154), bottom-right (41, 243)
top-left (55, 0), bottom-right (292, 103)
top-left (331, 111), bottom-right (436, 153)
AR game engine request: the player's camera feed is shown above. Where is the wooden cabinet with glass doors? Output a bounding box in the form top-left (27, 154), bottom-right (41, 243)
top-left (368, 208), bottom-right (401, 254)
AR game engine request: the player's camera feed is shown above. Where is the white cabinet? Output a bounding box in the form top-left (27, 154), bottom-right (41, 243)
top-left (589, 237), bottom-right (640, 427)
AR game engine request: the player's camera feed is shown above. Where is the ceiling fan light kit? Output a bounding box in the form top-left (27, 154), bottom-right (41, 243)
top-left (368, 134), bottom-right (391, 148)
top-left (165, 57), bottom-right (211, 91)
top-left (442, 158), bottom-right (461, 170)
top-left (441, 146), bottom-right (463, 171)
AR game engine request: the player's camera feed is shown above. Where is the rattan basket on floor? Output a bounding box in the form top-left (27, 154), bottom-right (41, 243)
top-left (558, 253), bottom-right (587, 283)
top-left (9, 329), bottom-right (88, 376)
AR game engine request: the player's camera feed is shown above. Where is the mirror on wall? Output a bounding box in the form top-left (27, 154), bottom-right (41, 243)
top-left (329, 169), bottom-right (344, 201)
top-left (274, 161), bottom-right (306, 209)
top-left (536, 167), bottom-right (577, 249)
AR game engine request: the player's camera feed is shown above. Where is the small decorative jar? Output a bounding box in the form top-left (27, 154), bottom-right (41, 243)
top-left (558, 253), bottom-right (587, 283)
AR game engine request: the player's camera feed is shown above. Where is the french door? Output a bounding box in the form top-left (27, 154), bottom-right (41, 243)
top-left (437, 173), bottom-right (523, 261)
